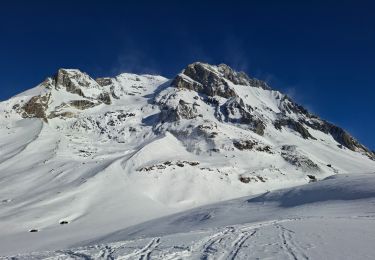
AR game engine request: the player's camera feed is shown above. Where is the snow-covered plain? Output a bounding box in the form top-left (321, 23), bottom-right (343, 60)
top-left (0, 63), bottom-right (374, 258)
top-left (4, 174), bottom-right (375, 259)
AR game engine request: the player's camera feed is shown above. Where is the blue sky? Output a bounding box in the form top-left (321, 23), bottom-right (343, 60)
top-left (0, 0), bottom-right (374, 150)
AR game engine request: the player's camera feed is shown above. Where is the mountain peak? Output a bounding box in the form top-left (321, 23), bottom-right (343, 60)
top-left (171, 62), bottom-right (270, 99)
top-left (13, 68), bottom-right (112, 121)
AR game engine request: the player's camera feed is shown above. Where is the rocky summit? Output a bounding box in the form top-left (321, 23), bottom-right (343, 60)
top-left (0, 62), bottom-right (375, 256)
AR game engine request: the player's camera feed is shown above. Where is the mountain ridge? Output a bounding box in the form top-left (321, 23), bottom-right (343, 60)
top-left (0, 62), bottom-right (374, 255)
top-left (6, 62), bottom-right (372, 159)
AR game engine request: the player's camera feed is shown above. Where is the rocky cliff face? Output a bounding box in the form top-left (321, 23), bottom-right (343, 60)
top-left (171, 63), bottom-right (238, 98)
top-left (163, 62), bottom-right (374, 160)
top-left (18, 69), bottom-right (112, 121)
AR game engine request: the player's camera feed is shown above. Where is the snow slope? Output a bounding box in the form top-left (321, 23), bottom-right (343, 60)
top-left (0, 62), bottom-right (374, 256)
top-left (4, 174), bottom-right (375, 259)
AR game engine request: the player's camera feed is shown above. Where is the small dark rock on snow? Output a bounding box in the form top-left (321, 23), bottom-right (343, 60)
top-left (307, 175), bottom-right (317, 182)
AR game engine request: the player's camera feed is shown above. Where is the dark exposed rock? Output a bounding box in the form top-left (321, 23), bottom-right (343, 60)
top-left (257, 176), bottom-right (266, 182)
top-left (208, 132), bottom-right (218, 138)
top-left (48, 111), bottom-right (75, 119)
top-left (98, 92), bottom-right (111, 105)
top-left (186, 161), bottom-right (200, 166)
top-left (233, 140), bottom-right (273, 153)
top-left (172, 63), bottom-right (271, 99)
top-left (277, 93), bottom-right (372, 158)
top-left (117, 112), bottom-right (135, 121)
top-left (217, 63), bottom-right (271, 89)
top-left (223, 97), bottom-right (252, 121)
top-left (274, 118), bottom-right (315, 140)
top-left (307, 175), bottom-right (317, 182)
top-left (233, 140), bottom-right (257, 150)
top-left (256, 145), bottom-right (273, 154)
top-left (217, 64), bottom-right (251, 86)
top-left (280, 95), bottom-right (310, 116)
top-left (137, 160), bottom-right (200, 172)
top-left (281, 145), bottom-right (319, 170)
top-left (254, 121), bottom-right (266, 136)
top-left (69, 100), bottom-right (98, 110)
top-left (326, 125), bottom-right (359, 150)
top-left (54, 69), bottom-right (86, 97)
top-left (221, 97), bottom-right (266, 136)
top-left (303, 118), bottom-right (374, 159)
top-left (160, 99), bottom-right (198, 122)
top-left (96, 77), bottom-right (112, 87)
top-left (164, 63), bottom-right (269, 136)
top-left (239, 176), bottom-right (251, 183)
top-left (195, 122), bottom-right (219, 140)
top-left (18, 69), bottom-right (113, 121)
top-left (204, 96), bottom-right (220, 106)
top-left (239, 175), bottom-right (266, 183)
top-left (110, 85), bottom-right (120, 99)
top-left (22, 94), bottom-right (51, 121)
top-left (171, 62), bottom-right (237, 98)
top-left (247, 78), bottom-right (271, 90)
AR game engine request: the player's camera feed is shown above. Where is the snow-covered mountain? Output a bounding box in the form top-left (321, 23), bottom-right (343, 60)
top-left (0, 62), bottom-right (374, 256)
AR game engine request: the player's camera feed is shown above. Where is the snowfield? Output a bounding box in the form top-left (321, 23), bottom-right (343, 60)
top-left (0, 62), bottom-right (374, 258)
top-left (3, 174), bottom-right (375, 259)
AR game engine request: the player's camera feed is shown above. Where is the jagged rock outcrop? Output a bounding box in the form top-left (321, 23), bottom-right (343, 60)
top-left (95, 77), bottom-right (113, 87)
top-left (274, 118), bottom-right (316, 140)
top-left (281, 145), bottom-right (319, 170)
top-left (171, 63), bottom-right (272, 98)
top-left (160, 99), bottom-right (198, 122)
top-left (97, 92), bottom-right (111, 105)
top-left (69, 100), bottom-right (98, 110)
top-left (279, 95), bottom-right (310, 116)
top-left (168, 63), bottom-right (270, 136)
top-left (171, 62), bottom-right (238, 98)
top-left (233, 140), bottom-right (257, 150)
top-left (221, 97), bottom-right (265, 135)
top-left (19, 69), bottom-right (112, 121)
top-left (96, 78), bottom-right (120, 100)
top-left (216, 64), bottom-right (250, 86)
top-left (55, 69), bottom-right (87, 96)
top-left (217, 63), bottom-right (271, 89)
top-left (303, 118), bottom-right (374, 159)
top-left (171, 62), bottom-right (271, 98)
top-left (22, 94), bottom-right (51, 121)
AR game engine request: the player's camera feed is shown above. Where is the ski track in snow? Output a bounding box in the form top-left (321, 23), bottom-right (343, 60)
top-left (118, 237), bottom-right (161, 260)
top-left (276, 223), bottom-right (309, 260)
top-left (225, 229), bottom-right (257, 260)
top-left (3, 215), bottom-right (375, 259)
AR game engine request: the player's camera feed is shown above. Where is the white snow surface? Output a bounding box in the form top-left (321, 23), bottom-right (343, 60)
top-left (3, 174), bottom-right (375, 259)
top-left (0, 64), bottom-right (374, 258)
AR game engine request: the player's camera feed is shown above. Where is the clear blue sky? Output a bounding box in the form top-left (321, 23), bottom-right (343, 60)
top-left (1, 0), bottom-right (374, 150)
